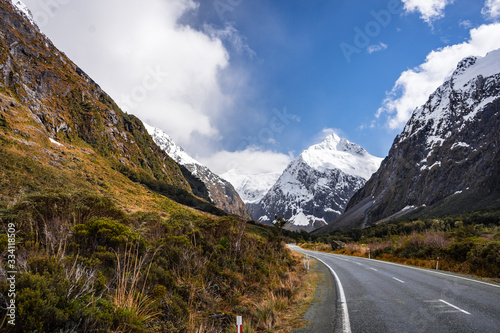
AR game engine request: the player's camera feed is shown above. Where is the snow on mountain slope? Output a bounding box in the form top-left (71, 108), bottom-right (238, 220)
top-left (145, 124), bottom-right (250, 218)
top-left (145, 124), bottom-right (199, 166)
top-left (221, 169), bottom-right (281, 204)
top-left (250, 134), bottom-right (383, 231)
top-left (10, 0), bottom-right (38, 29)
top-left (453, 49), bottom-right (500, 90)
top-left (398, 48), bottom-right (500, 172)
top-left (296, 133), bottom-right (381, 182)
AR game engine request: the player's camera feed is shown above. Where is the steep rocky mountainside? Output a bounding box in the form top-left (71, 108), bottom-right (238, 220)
top-left (250, 134), bottom-right (382, 232)
top-left (146, 124), bottom-right (250, 218)
top-left (0, 0), bottom-right (227, 214)
top-left (319, 50), bottom-right (500, 232)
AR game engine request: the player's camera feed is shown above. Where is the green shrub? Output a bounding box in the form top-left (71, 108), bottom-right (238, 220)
top-left (0, 258), bottom-right (113, 333)
top-left (158, 294), bottom-right (189, 332)
top-left (468, 241), bottom-right (500, 277)
top-left (219, 236), bottom-right (230, 250)
top-left (73, 218), bottom-right (141, 253)
top-left (441, 238), bottom-right (486, 262)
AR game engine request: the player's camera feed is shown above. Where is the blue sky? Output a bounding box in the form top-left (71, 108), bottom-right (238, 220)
top-left (21, 0), bottom-right (500, 176)
top-left (192, 0), bottom-right (491, 155)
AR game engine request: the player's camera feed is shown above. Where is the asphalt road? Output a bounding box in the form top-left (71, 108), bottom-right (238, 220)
top-left (289, 245), bottom-right (500, 333)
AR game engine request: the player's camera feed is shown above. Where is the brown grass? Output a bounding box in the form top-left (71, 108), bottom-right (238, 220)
top-left (268, 252), bottom-right (320, 333)
top-left (111, 243), bottom-right (161, 330)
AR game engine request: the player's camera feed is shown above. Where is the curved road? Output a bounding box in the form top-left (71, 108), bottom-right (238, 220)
top-left (289, 245), bottom-right (500, 333)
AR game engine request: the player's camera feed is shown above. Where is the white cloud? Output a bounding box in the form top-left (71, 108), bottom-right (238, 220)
top-left (482, 0), bottom-right (500, 19)
top-left (204, 23), bottom-right (256, 58)
top-left (367, 42), bottom-right (388, 54)
top-left (22, 0), bottom-right (247, 155)
top-left (315, 128), bottom-right (346, 141)
top-left (459, 20), bottom-right (473, 29)
top-left (402, 0), bottom-right (453, 24)
top-left (377, 23), bottom-right (500, 129)
top-left (198, 148), bottom-right (293, 176)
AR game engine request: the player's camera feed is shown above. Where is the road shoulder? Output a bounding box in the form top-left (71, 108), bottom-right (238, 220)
top-left (292, 258), bottom-right (336, 333)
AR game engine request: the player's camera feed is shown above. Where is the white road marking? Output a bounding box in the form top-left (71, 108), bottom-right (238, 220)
top-left (439, 299), bottom-right (471, 315)
top-left (287, 246), bottom-right (351, 332)
top-left (367, 267), bottom-right (378, 271)
top-left (392, 277), bottom-right (405, 283)
top-left (309, 255), bottom-right (352, 333)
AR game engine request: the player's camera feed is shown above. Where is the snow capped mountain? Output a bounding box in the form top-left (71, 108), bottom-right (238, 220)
top-left (145, 124), bottom-right (250, 218)
top-left (399, 48), bottom-right (500, 173)
top-left (322, 49), bottom-right (500, 232)
top-left (145, 124), bottom-right (199, 166)
top-left (221, 169), bottom-right (281, 204)
top-left (250, 134), bottom-right (383, 231)
top-left (300, 134), bottom-right (382, 180)
top-left (10, 0), bottom-right (38, 29)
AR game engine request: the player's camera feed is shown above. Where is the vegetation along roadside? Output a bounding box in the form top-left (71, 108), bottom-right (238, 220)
top-left (299, 210), bottom-right (500, 280)
top-left (0, 189), bottom-right (313, 332)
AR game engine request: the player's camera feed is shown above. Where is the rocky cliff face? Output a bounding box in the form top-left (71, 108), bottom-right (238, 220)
top-left (0, 0), bottom-right (208, 210)
top-left (250, 134), bottom-right (382, 231)
top-left (146, 125), bottom-right (251, 218)
top-left (322, 50), bottom-right (500, 232)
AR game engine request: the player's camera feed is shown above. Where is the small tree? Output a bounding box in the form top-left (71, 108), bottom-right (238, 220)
top-left (272, 215), bottom-right (287, 245)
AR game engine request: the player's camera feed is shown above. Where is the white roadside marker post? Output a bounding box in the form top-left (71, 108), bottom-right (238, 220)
top-left (304, 255), bottom-right (310, 270)
top-left (436, 257), bottom-right (439, 270)
top-left (237, 316), bottom-right (242, 333)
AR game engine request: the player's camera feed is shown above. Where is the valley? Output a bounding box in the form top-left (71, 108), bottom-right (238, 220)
top-left (0, 0), bottom-right (499, 332)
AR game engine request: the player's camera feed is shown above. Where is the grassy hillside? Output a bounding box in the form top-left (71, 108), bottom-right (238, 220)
top-left (0, 190), bottom-right (312, 332)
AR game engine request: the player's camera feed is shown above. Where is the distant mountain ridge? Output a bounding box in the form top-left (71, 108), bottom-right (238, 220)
top-left (249, 134), bottom-right (382, 231)
top-left (221, 169), bottom-right (281, 204)
top-left (145, 124), bottom-right (250, 219)
top-left (317, 49), bottom-right (500, 233)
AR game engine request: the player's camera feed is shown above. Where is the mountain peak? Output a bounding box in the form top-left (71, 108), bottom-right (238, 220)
top-left (452, 48), bottom-right (500, 90)
top-left (314, 133), bottom-right (342, 149)
top-left (300, 135), bottom-right (381, 180)
top-left (452, 56), bottom-right (478, 77)
top-left (310, 134), bottom-right (368, 156)
top-left (321, 133), bottom-right (341, 145)
top-left (10, 0), bottom-right (38, 30)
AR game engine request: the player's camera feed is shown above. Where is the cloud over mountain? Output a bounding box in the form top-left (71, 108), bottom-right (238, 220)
top-left (377, 22), bottom-right (500, 129)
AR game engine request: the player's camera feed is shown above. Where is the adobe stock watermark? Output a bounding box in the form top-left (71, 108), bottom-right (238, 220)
top-left (5, 223), bottom-right (17, 326)
top-left (339, 0), bottom-right (403, 63)
top-left (116, 65), bottom-right (169, 112)
top-left (30, 0), bottom-right (74, 28)
top-left (213, 0), bottom-right (243, 22)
